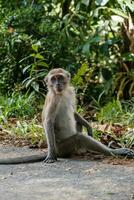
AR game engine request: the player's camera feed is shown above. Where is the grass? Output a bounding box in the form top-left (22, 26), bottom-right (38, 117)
top-left (0, 92), bottom-right (45, 145)
top-left (11, 118), bottom-right (45, 146)
top-left (96, 98), bottom-right (134, 127)
top-left (94, 98), bottom-right (134, 148)
top-left (0, 92), bottom-right (37, 122)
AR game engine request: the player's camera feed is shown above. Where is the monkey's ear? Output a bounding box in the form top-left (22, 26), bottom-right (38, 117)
top-left (44, 76), bottom-right (48, 84)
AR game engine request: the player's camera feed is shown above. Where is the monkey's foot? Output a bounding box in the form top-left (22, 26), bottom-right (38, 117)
top-left (44, 155), bottom-right (57, 163)
top-left (113, 148), bottom-right (134, 158)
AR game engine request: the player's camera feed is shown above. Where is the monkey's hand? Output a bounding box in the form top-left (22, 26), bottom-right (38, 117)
top-left (113, 148), bottom-right (134, 158)
top-left (87, 126), bottom-right (93, 137)
top-left (44, 153), bottom-right (57, 163)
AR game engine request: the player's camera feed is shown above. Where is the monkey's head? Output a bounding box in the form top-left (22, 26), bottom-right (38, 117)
top-left (45, 68), bottom-right (71, 94)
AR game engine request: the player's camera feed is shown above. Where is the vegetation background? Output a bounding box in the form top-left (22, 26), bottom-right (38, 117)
top-left (0, 0), bottom-right (134, 149)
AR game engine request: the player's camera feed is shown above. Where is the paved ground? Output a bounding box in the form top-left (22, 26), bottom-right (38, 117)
top-left (0, 147), bottom-right (134, 200)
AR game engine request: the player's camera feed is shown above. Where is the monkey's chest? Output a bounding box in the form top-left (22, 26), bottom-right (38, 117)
top-left (54, 103), bottom-right (76, 142)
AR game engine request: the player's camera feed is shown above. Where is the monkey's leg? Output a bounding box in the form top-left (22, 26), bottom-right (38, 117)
top-left (56, 136), bottom-right (76, 158)
top-left (56, 134), bottom-right (111, 157)
top-left (76, 133), bottom-right (134, 158)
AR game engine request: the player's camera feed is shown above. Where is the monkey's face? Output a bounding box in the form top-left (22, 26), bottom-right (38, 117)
top-left (49, 74), bottom-right (68, 94)
top-left (45, 68), bottom-right (71, 94)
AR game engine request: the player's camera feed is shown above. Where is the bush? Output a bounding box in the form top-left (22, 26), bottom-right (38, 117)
top-left (0, 0), bottom-right (134, 106)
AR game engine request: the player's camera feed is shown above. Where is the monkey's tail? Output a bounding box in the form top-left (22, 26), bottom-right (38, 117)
top-left (0, 153), bottom-right (46, 164)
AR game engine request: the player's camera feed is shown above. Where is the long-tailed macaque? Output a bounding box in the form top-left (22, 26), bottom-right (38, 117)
top-left (0, 68), bottom-right (134, 164)
top-left (43, 68), bottom-right (134, 163)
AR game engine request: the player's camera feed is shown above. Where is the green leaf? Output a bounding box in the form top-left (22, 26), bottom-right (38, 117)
top-left (30, 53), bottom-right (44, 60)
top-left (111, 15), bottom-right (124, 23)
top-left (19, 55), bottom-right (32, 63)
top-left (82, 43), bottom-right (90, 55)
top-left (24, 77), bottom-right (35, 88)
top-left (31, 82), bottom-right (39, 92)
top-left (35, 53), bottom-right (44, 60)
top-left (109, 8), bottom-right (128, 19)
top-left (82, 0), bottom-right (89, 6)
top-left (32, 44), bottom-right (38, 52)
top-left (96, 0), bottom-right (109, 6)
top-left (23, 65), bottom-right (32, 74)
top-left (72, 63), bottom-right (89, 86)
top-left (30, 53), bottom-right (36, 57)
top-left (37, 62), bottom-right (48, 68)
top-left (125, 0), bottom-right (134, 11)
top-left (89, 35), bottom-right (101, 43)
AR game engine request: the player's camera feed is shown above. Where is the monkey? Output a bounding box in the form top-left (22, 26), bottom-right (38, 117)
top-left (42, 68), bottom-right (93, 163)
top-left (42, 68), bottom-right (134, 163)
top-left (0, 68), bottom-right (134, 164)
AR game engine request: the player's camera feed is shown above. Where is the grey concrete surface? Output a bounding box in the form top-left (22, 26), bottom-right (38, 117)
top-left (0, 147), bottom-right (134, 200)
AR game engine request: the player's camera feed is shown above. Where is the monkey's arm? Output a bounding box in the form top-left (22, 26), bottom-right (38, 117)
top-left (74, 112), bottom-right (92, 136)
top-left (43, 105), bottom-right (57, 163)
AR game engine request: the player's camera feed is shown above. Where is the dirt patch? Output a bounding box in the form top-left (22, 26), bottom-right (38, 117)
top-left (72, 152), bottom-right (134, 166)
top-left (102, 156), bottom-right (134, 166)
top-left (0, 130), bottom-right (31, 147)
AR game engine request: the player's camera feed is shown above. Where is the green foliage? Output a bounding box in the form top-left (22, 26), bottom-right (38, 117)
top-left (97, 98), bottom-right (134, 127)
top-left (97, 100), bottom-right (122, 123)
top-left (0, 0), bottom-right (134, 105)
top-left (0, 93), bottom-right (37, 122)
top-left (121, 98), bottom-right (134, 126)
top-left (0, 2), bottom-right (50, 93)
top-left (73, 63), bottom-right (94, 87)
top-left (114, 61), bottom-right (134, 99)
top-left (0, 31), bottom-right (35, 92)
top-left (21, 42), bottom-right (49, 94)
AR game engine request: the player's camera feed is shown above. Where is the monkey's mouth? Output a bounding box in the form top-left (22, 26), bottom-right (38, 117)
top-left (58, 88), bottom-right (63, 92)
top-left (55, 87), bottom-right (63, 94)
top-left (56, 90), bottom-right (63, 94)
top-left (56, 86), bottom-right (63, 92)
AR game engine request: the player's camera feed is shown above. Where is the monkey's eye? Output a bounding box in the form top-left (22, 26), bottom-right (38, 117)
top-left (57, 75), bottom-right (64, 82)
top-left (51, 76), bottom-right (56, 82)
